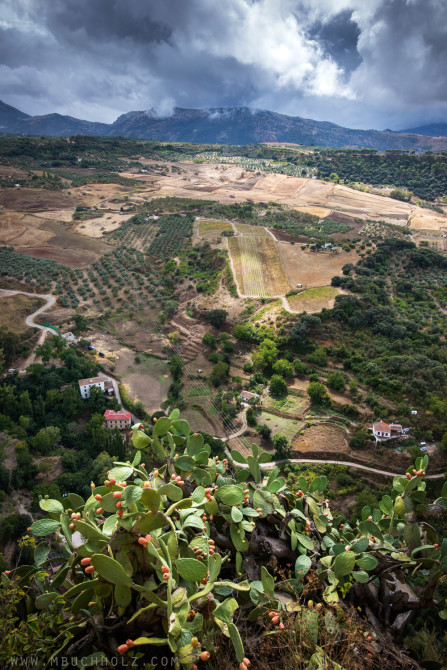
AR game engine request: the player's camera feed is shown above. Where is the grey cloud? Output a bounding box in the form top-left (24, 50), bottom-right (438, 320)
top-left (0, 0), bottom-right (446, 129)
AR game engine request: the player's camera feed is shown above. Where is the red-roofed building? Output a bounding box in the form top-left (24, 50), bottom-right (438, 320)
top-left (103, 409), bottom-right (131, 430)
top-left (372, 420), bottom-right (403, 441)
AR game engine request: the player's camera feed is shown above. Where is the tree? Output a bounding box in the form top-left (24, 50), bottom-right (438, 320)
top-left (269, 374), bottom-right (288, 399)
top-left (349, 429), bottom-right (369, 449)
top-left (202, 332), bottom-right (217, 349)
top-left (273, 434), bottom-right (291, 459)
top-left (272, 359), bottom-right (294, 378)
top-left (257, 424), bottom-right (272, 440)
top-left (30, 426), bottom-right (61, 454)
top-left (73, 314), bottom-right (88, 333)
top-left (327, 371), bottom-right (345, 391)
top-left (252, 339), bottom-right (278, 372)
top-left (307, 382), bottom-right (331, 406)
top-left (204, 309), bottom-right (228, 329)
top-left (210, 361), bottom-right (229, 387)
top-left (246, 407), bottom-right (257, 427)
top-left (293, 359), bottom-right (309, 375)
top-left (306, 347), bottom-right (327, 367)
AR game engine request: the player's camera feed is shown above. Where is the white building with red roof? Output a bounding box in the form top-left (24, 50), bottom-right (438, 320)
top-left (103, 409), bottom-right (131, 430)
top-left (372, 420), bottom-right (403, 442)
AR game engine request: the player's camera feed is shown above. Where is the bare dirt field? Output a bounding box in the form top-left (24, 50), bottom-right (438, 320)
top-left (292, 423), bottom-right (349, 453)
top-left (0, 188), bottom-right (75, 211)
top-left (278, 246), bottom-right (359, 288)
top-left (0, 294), bottom-right (44, 333)
top-left (286, 286), bottom-right (342, 313)
top-left (74, 212), bottom-right (134, 237)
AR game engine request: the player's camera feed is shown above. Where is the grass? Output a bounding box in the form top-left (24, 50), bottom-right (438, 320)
top-left (286, 286), bottom-right (339, 313)
top-left (235, 223), bottom-right (271, 236)
top-left (198, 220), bottom-right (232, 236)
top-left (263, 395), bottom-right (310, 417)
top-left (259, 411), bottom-right (304, 442)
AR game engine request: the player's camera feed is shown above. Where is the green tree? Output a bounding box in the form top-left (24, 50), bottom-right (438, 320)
top-left (202, 333), bottom-right (217, 349)
top-left (252, 339), bottom-right (278, 372)
top-left (273, 434), bottom-right (291, 459)
top-left (210, 361), bottom-right (229, 387)
top-left (272, 359), bottom-right (294, 378)
top-left (246, 407), bottom-right (257, 427)
top-left (257, 424), bottom-right (272, 440)
top-left (306, 347), bottom-right (327, 367)
top-left (204, 309), bottom-right (228, 329)
top-left (327, 371), bottom-right (345, 391)
top-left (269, 375), bottom-right (288, 399)
top-left (307, 382), bottom-right (331, 406)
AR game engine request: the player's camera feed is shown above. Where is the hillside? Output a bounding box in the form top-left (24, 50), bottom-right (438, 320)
top-left (402, 122), bottom-right (447, 137)
top-left (2, 99), bottom-right (447, 151)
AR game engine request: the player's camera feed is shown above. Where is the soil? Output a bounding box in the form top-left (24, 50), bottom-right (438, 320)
top-left (0, 188), bottom-right (75, 211)
top-left (292, 423), bottom-right (349, 453)
top-left (278, 246), bottom-right (359, 289)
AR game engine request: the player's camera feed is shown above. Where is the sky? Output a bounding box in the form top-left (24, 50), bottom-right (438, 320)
top-left (1, 0), bottom-right (446, 131)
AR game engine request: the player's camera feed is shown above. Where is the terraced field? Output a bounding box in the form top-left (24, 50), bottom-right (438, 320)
top-left (228, 236), bottom-right (290, 296)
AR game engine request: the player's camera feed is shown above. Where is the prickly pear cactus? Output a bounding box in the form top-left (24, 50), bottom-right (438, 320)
top-left (3, 412), bottom-right (447, 667)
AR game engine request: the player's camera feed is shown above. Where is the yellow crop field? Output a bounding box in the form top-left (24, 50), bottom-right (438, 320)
top-left (286, 286), bottom-right (340, 313)
top-left (198, 220), bottom-right (233, 237)
top-left (235, 223), bottom-right (271, 237)
top-left (228, 236), bottom-right (290, 297)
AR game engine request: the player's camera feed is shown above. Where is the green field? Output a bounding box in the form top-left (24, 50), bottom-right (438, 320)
top-left (263, 394), bottom-right (310, 417)
top-left (198, 220), bottom-right (233, 236)
top-left (286, 286), bottom-right (340, 313)
top-left (258, 411), bottom-right (304, 442)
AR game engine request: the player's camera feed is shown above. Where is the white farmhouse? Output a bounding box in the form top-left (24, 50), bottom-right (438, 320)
top-left (78, 376), bottom-right (105, 399)
top-left (372, 420), bottom-right (403, 442)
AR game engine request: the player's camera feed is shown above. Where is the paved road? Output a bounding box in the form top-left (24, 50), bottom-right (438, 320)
top-left (224, 446), bottom-right (445, 480)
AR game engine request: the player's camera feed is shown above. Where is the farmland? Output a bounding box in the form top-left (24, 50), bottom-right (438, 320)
top-left (262, 394), bottom-right (310, 417)
top-left (258, 411), bottom-right (304, 443)
top-left (286, 286), bottom-right (341, 313)
top-left (148, 213), bottom-right (193, 257)
top-left (228, 235), bottom-right (290, 296)
top-left (0, 293), bottom-right (44, 333)
top-left (234, 223), bottom-right (271, 236)
top-left (197, 219), bottom-right (233, 238)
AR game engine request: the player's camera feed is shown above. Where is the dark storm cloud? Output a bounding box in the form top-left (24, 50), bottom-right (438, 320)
top-left (0, 0), bottom-right (446, 129)
top-left (308, 10), bottom-right (361, 74)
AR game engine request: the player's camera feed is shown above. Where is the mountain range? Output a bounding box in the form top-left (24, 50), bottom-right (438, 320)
top-left (1, 99), bottom-right (446, 151)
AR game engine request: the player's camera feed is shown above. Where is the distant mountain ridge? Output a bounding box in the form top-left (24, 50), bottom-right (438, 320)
top-left (1, 100), bottom-right (447, 151)
top-left (401, 122), bottom-right (447, 138)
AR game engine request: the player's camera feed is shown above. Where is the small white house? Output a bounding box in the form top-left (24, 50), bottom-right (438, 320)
top-left (78, 376), bottom-right (105, 399)
top-left (239, 390), bottom-right (259, 405)
top-left (372, 420), bottom-right (403, 442)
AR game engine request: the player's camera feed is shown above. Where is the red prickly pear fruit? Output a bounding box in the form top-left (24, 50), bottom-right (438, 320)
top-left (178, 481), bottom-right (184, 485)
top-left (272, 616), bottom-right (280, 624)
top-left (117, 509), bottom-right (123, 517)
top-left (243, 659), bottom-right (251, 667)
top-left (316, 603), bottom-right (323, 611)
top-left (69, 523), bottom-right (75, 530)
top-left (119, 481), bottom-right (127, 488)
top-left (143, 481), bottom-right (150, 488)
top-left (109, 477), bottom-right (116, 485)
top-left (96, 508), bottom-right (103, 514)
top-left (90, 482), bottom-right (95, 489)
top-left (434, 543), bottom-right (439, 548)
top-left (345, 546), bottom-right (351, 552)
top-left (145, 534), bottom-right (152, 541)
top-left (113, 491), bottom-right (122, 499)
top-left (406, 473), bottom-right (412, 480)
top-left (210, 515), bottom-right (214, 521)
top-left (163, 573), bottom-right (170, 581)
top-left (126, 639), bottom-right (135, 648)
top-left (367, 635), bottom-right (372, 642)
top-left (85, 566), bottom-right (95, 574)
top-left (4, 570), bottom-right (10, 575)
top-left (154, 470), bottom-right (159, 477)
top-left (296, 490), bottom-right (303, 497)
top-left (117, 644), bottom-right (128, 654)
top-left (279, 623), bottom-right (285, 630)
top-left (81, 557), bottom-right (92, 566)
top-left (368, 516), bottom-right (372, 521)
top-left (413, 469), bottom-right (418, 475)
top-left (104, 480), bottom-right (111, 487)
top-left (153, 417), bottom-right (158, 422)
top-left (200, 651), bottom-right (210, 661)
top-left (171, 474), bottom-right (176, 481)
top-left (161, 565), bottom-right (170, 573)
top-left (95, 494), bottom-right (102, 501)
top-left (240, 664), bottom-right (248, 670)
top-left (138, 537), bottom-right (148, 546)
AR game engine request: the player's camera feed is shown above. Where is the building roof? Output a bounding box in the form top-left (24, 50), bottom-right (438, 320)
top-left (373, 421), bottom-right (390, 431)
top-left (104, 409), bottom-right (131, 421)
top-left (240, 390), bottom-right (258, 400)
top-left (78, 376), bottom-right (103, 386)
